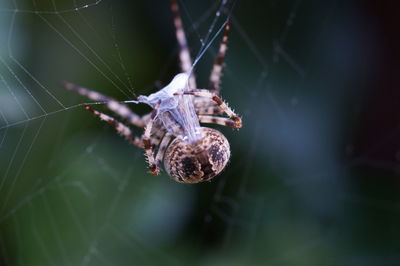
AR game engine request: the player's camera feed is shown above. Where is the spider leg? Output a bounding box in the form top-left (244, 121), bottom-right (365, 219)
top-left (83, 105), bottom-right (143, 148)
top-left (170, 0), bottom-right (196, 89)
top-left (142, 101), bottom-right (161, 175)
top-left (196, 105), bottom-right (222, 115)
top-left (155, 132), bottom-right (173, 172)
top-left (62, 81), bottom-right (146, 127)
top-left (194, 97), bottom-right (221, 115)
top-left (209, 21), bottom-right (231, 94)
top-left (174, 89), bottom-right (242, 128)
top-left (151, 121), bottom-right (166, 147)
top-left (198, 115), bottom-right (238, 128)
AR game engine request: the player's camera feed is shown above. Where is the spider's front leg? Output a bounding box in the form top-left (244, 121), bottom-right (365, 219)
top-left (174, 90), bottom-right (242, 129)
top-left (142, 101), bottom-right (162, 175)
top-left (82, 105), bottom-right (143, 148)
top-left (62, 81), bottom-right (146, 127)
top-left (170, 0), bottom-right (196, 89)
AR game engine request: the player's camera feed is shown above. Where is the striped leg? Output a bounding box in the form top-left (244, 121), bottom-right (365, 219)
top-left (155, 133), bottom-right (173, 172)
top-left (174, 89), bottom-right (242, 128)
top-left (83, 105), bottom-right (143, 148)
top-left (170, 0), bottom-right (196, 89)
top-left (195, 105), bottom-right (221, 115)
top-left (63, 81), bottom-right (146, 127)
top-left (142, 102), bottom-right (161, 175)
top-left (194, 97), bottom-right (221, 115)
top-left (209, 21), bottom-right (231, 93)
top-left (151, 122), bottom-right (166, 147)
top-left (198, 115), bottom-right (240, 128)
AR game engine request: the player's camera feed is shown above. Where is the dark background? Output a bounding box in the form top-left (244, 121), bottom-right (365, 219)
top-left (0, 0), bottom-right (400, 265)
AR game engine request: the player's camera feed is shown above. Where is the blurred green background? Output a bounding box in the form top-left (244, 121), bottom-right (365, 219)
top-left (0, 0), bottom-right (400, 265)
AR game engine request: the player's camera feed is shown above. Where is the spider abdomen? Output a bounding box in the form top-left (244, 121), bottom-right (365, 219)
top-left (164, 127), bottom-right (230, 183)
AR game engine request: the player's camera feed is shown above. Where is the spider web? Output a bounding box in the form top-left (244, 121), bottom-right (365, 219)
top-left (0, 0), bottom-right (399, 265)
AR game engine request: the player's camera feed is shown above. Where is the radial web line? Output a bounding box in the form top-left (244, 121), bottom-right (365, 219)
top-left (0, 69), bottom-right (30, 119)
top-left (0, 0), bottom-right (103, 15)
top-left (0, 56), bottom-right (46, 114)
top-left (7, 8), bottom-right (66, 108)
top-left (49, 0), bottom-right (133, 95)
top-left (109, 5), bottom-right (136, 96)
top-left (37, 14), bottom-right (132, 99)
top-left (0, 117), bottom-right (46, 213)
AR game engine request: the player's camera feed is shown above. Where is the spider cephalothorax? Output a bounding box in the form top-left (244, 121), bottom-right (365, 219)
top-left (64, 0), bottom-right (241, 183)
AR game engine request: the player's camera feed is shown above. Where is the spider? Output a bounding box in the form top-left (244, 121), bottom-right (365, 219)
top-left (63, 0), bottom-right (242, 184)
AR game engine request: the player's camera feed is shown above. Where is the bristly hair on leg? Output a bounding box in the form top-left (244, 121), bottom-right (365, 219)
top-left (82, 104), bottom-right (143, 148)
